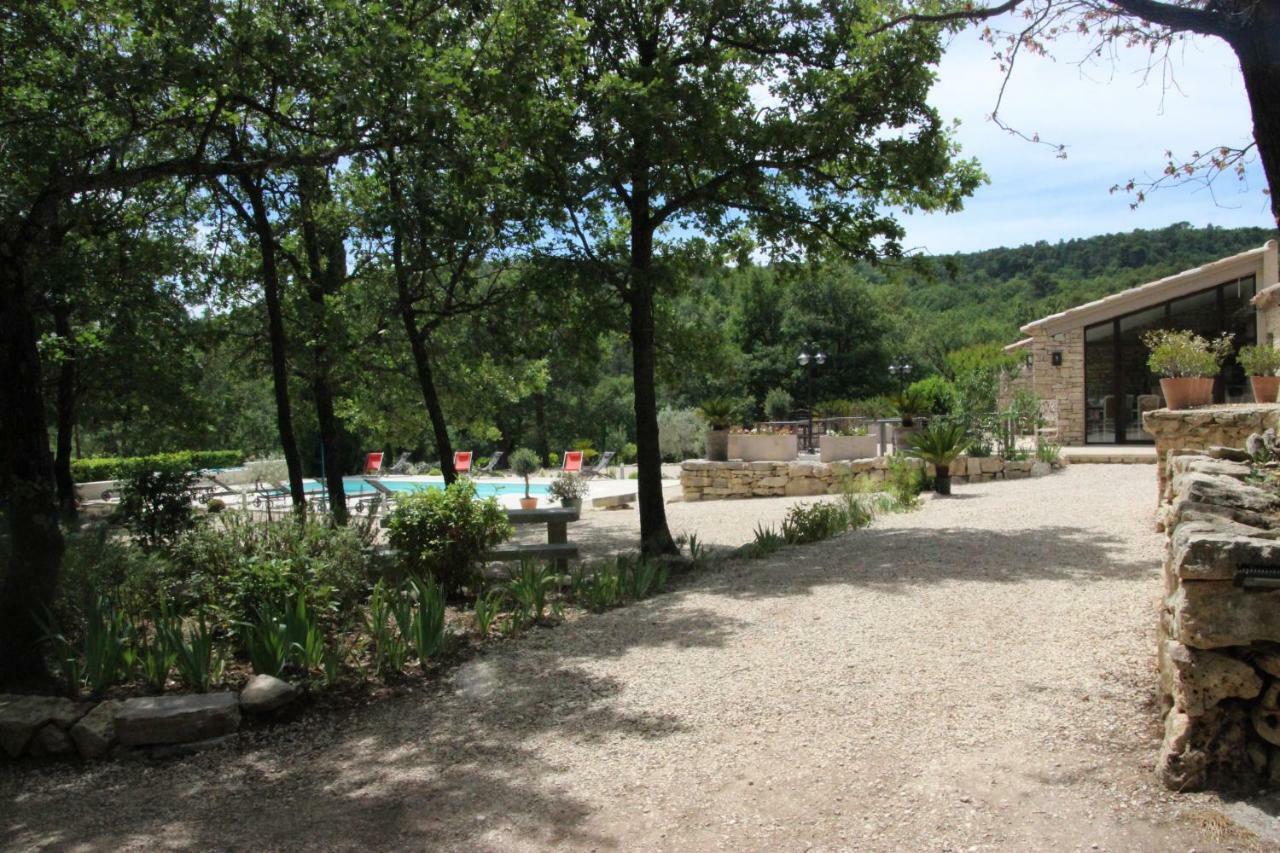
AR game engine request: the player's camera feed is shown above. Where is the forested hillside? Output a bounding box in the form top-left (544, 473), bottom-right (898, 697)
top-left (865, 222), bottom-right (1276, 363)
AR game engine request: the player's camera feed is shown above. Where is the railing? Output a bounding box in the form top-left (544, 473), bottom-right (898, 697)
top-left (755, 416), bottom-right (904, 454)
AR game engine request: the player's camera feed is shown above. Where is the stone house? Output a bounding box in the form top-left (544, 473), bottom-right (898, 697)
top-left (1006, 240), bottom-right (1279, 446)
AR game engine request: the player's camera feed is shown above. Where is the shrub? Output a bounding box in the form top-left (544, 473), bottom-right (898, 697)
top-left (1143, 329), bottom-right (1234, 378)
top-left (781, 502), bottom-right (849, 544)
top-left (548, 472), bottom-right (589, 503)
top-left (890, 389), bottom-right (926, 427)
top-left (114, 458), bottom-right (200, 551)
top-left (885, 455), bottom-right (926, 509)
top-left (906, 420), bottom-right (970, 494)
top-left (547, 451), bottom-right (561, 468)
top-left (570, 438), bottom-right (600, 464)
top-left (621, 442), bottom-right (638, 464)
top-left (71, 450), bottom-right (245, 483)
top-left (505, 559), bottom-right (559, 627)
top-left (38, 595), bottom-right (133, 695)
top-left (657, 407), bottom-right (705, 461)
top-left (1036, 441), bottom-right (1062, 464)
top-left (907, 376), bottom-right (958, 416)
top-left (1238, 344), bottom-right (1280, 377)
top-left (740, 523), bottom-right (786, 558)
top-left (386, 481), bottom-right (512, 597)
top-left (392, 575), bottom-right (448, 668)
top-left (764, 387), bottom-right (794, 421)
top-left (509, 448), bottom-right (542, 499)
top-left (168, 513), bottom-right (372, 632)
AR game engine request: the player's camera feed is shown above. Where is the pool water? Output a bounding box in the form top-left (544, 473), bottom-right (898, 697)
top-left (301, 477), bottom-right (549, 498)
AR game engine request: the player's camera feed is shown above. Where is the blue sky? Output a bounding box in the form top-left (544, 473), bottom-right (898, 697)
top-left (897, 22), bottom-right (1275, 254)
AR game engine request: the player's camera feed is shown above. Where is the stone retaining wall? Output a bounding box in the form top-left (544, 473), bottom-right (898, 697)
top-left (680, 455), bottom-right (1057, 501)
top-left (1144, 404), bottom-right (1280, 506)
top-left (1155, 445), bottom-right (1280, 790)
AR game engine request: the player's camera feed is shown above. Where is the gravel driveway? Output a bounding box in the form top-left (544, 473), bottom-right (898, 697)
top-left (2, 465), bottom-right (1271, 850)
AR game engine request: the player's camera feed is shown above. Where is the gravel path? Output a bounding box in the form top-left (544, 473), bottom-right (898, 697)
top-left (2, 465), bottom-right (1270, 851)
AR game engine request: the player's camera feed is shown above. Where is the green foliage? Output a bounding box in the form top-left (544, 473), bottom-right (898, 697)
top-left (509, 447), bottom-right (542, 498)
top-left (546, 451), bottom-right (561, 469)
top-left (907, 376), bottom-right (957, 416)
top-left (741, 523), bottom-right (787, 559)
top-left (886, 455), bottom-right (927, 509)
top-left (906, 421), bottom-right (970, 469)
top-left (366, 581), bottom-right (410, 678)
top-left (781, 502), bottom-right (850, 545)
top-left (472, 590), bottom-right (503, 638)
top-left (71, 450), bottom-right (245, 483)
top-left (1036, 441), bottom-right (1062, 464)
top-left (239, 596), bottom-right (326, 678)
top-left (39, 596), bottom-right (132, 695)
top-left (386, 481), bottom-right (512, 597)
top-left (697, 396), bottom-right (742, 430)
top-left (1143, 329), bottom-right (1234, 378)
top-left (155, 610), bottom-right (220, 692)
top-left (571, 562), bottom-right (626, 612)
top-left (392, 575), bottom-right (448, 668)
top-left (548, 473), bottom-right (589, 503)
top-left (114, 458), bottom-right (199, 551)
top-left (945, 344), bottom-right (1022, 379)
top-left (506, 559), bottom-right (559, 626)
top-left (657, 407), bottom-right (705, 461)
top-left (570, 439), bottom-right (600, 464)
top-left (890, 389), bottom-right (926, 426)
top-left (130, 621), bottom-right (176, 692)
top-left (1238, 344), bottom-right (1280, 377)
top-left (621, 442), bottom-right (638, 464)
top-left (764, 388), bottom-right (795, 421)
top-left (167, 513), bottom-right (372, 633)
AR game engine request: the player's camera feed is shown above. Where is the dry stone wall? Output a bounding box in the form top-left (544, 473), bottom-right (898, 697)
top-left (1145, 405), bottom-right (1280, 509)
top-left (1156, 444), bottom-right (1280, 790)
top-left (680, 455), bottom-right (1057, 501)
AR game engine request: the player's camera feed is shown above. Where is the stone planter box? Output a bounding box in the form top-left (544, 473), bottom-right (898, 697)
top-left (818, 434), bottom-right (878, 462)
top-left (705, 429), bottom-right (729, 462)
top-left (727, 433), bottom-right (798, 462)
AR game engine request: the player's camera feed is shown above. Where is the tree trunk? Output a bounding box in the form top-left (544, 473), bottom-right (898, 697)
top-left (240, 176), bottom-right (308, 512)
top-left (1231, 10), bottom-right (1280, 227)
top-left (627, 225), bottom-right (677, 557)
top-left (0, 241), bottom-right (64, 685)
top-left (533, 391), bottom-right (549, 463)
top-left (52, 306), bottom-right (77, 522)
top-left (391, 228), bottom-right (457, 484)
top-left (297, 169), bottom-right (348, 524)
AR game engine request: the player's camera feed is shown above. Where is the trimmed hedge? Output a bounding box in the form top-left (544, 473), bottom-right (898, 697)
top-left (71, 450), bottom-right (245, 483)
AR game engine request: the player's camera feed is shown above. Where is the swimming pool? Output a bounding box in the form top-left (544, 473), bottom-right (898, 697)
top-left (301, 477), bottom-right (549, 498)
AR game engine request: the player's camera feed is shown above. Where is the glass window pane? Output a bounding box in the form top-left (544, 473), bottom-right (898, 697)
top-left (1085, 321), bottom-right (1115, 443)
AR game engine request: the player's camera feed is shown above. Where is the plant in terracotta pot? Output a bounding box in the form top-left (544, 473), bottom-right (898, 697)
top-left (548, 472), bottom-right (589, 511)
top-left (509, 448), bottom-right (541, 509)
top-left (1142, 329), bottom-right (1234, 410)
top-left (1238, 344), bottom-right (1280, 404)
top-left (906, 419), bottom-right (970, 496)
top-left (697, 396), bottom-right (741, 461)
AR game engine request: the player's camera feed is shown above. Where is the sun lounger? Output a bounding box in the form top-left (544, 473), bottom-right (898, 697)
top-left (364, 452), bottom-right (384, 475)
top-left (562, 450), bottom-right (583, 473)
top-left (581, 450), bottom-right (616, 479)
top-left (476, 451), bottom-right (504, 475)
top-left (453, 451), bottom-right (474, 474)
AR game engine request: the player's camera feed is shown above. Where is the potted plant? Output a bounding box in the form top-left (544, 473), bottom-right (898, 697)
top-left (891, 389), bottom-right (925, 449)
top-left (1238, 343), bottom-right (1280, 403)
top-left (548, 472), bottom-right (588, 511)
top-left (697, 396), bottom-right (741, 461)
top-left (818, 424), bottom-right (878, 461)
top-left (509, 448), bottom-right (541, 509)
top-left (905, 420), bottom-right (970, 496)
top-left (728, 424), bottom-right (799, 462)
top-left (1142, 329), bottom-right (1234, 410)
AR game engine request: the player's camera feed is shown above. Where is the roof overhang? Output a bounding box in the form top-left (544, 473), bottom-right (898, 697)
top-left (1019, 239), bottom-right (1279, 338)
top-left (1004, 338), bottom-right (1033, 352)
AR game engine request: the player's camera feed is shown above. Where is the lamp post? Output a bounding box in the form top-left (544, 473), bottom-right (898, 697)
top-left (797, 343), bottom-right (826, 452)
top-left (888, 359), bottom-right (913, 393)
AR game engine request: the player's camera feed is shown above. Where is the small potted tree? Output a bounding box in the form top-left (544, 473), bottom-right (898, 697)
top-left (697, 396), bottom-right (740, 461)
top-left (1238, 343), bottom-right (1280, 404)
top-left (1142, 329), bottom-right (1234, 410)
top-left (891, 389), bottom-right (925, 449)
top-left (906, 420), bottom-right (970, 496)
top-left (548, 472), bottom-right (589, 512)
top-left (509, 448), bottom-right (541, 510)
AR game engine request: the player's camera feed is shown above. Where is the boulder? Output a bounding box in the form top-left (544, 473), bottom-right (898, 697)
top-left (70, 700), bottom-right (121, 759)
top-left (239, 675), bottom-right (298, 714)
top-left (115, 693), bottom-right (240, 746)
top-left (1159, 640), bottom-right (1262, 715)
top-left (1170, 521), bottom-right (1280, 581)
top-left (1253, 682), bottom-right (1280, 746)
top-left (1208, 445), bottom-right (1252, 462)
top-left (1029, 461), bottom-right (1052, 477)
top-left (30, 724), bottom-right (76, 757)
top-left (1158, 705), bottom-right (1250, 791)
top-left (1167, 581), bottom-right (1280, 648)
top-left (1171, 472), bottom-right (1280, 526)
top-left (0, 695), bottom-right (80, 758)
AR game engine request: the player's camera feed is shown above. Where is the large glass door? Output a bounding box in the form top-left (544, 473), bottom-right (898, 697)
top-left (1083, 276), bottom-right (1256, 444)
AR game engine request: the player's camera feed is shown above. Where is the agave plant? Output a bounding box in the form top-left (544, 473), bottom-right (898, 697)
top-left (906, 420), bottom-right (970, 496)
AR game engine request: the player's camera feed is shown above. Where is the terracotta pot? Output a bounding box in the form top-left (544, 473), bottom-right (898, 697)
top-left (1159, 377), bottom-right (1214, 410)
top-left (519, 497), bottom-right (538, 510)
top-left (705, 429), bottom-right (729, 461)
top-left (1251, 376), bottom-right (1280, 404)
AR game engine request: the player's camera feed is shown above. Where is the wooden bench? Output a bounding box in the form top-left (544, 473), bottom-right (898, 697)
top-left (486, 506), bottom-right (580, 570)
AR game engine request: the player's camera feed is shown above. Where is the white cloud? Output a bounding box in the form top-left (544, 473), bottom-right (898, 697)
top-left (897, 21), bottom-right (1274, 254)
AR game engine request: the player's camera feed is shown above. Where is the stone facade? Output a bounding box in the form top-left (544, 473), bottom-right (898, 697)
top-left (1025, 327), bottom-right (1086, 444)
top-left (1144, 404), bottom-right (1280, 508)
top-left (1155, 443), bottom-right (1280, 790)
top-left (680, 455), bottom-right (1057, 501)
